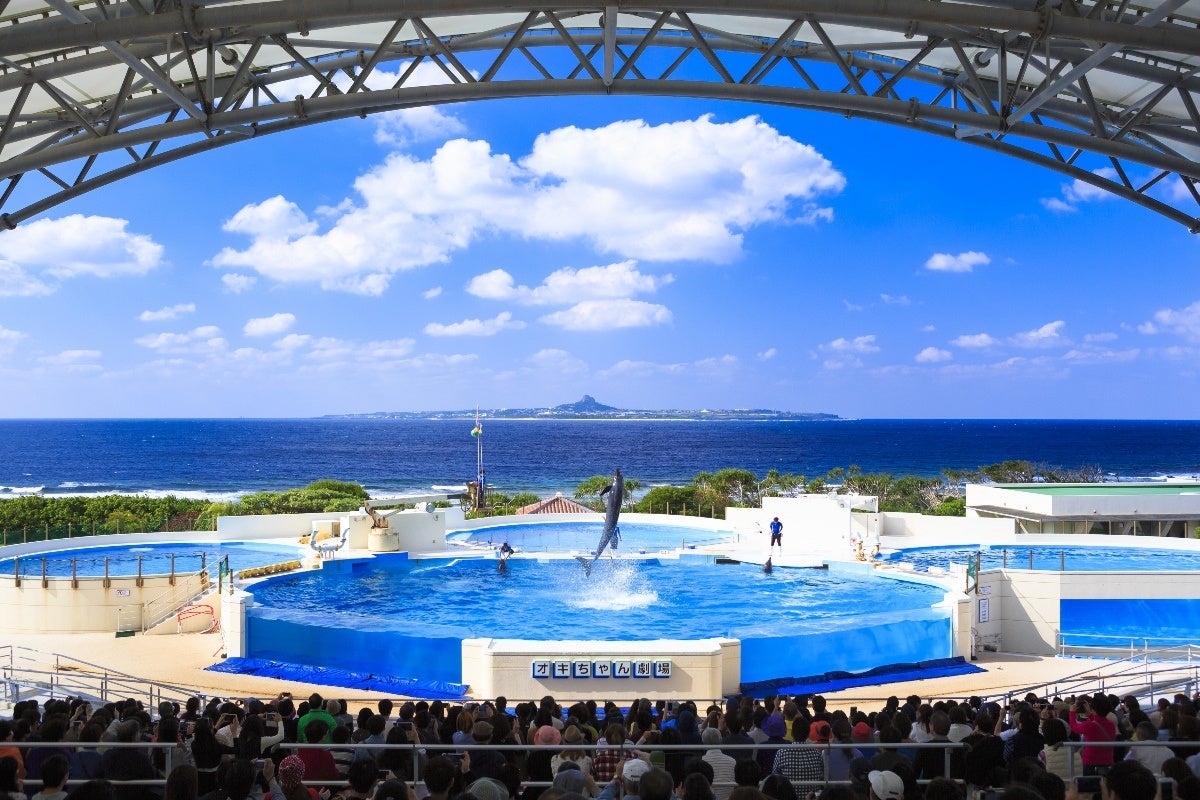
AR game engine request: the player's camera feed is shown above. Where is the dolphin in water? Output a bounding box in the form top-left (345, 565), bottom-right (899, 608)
top-left (577, 468), bottom-right (624, 577)
top-left (763, 557), bottom-right (773, 574)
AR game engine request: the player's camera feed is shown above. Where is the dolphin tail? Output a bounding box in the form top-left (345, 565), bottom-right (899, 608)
top-left (575, 556), bottom-right (594, 577)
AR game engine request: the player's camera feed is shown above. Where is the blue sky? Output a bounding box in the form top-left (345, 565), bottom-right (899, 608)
top-left (0, 78), bottom-right (1197, 418)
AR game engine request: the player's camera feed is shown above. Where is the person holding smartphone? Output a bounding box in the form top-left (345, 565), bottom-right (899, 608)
top-left (1071, 697), bottom-right (1117, 776)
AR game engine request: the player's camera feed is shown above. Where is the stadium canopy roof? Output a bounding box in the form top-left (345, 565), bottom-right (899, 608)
top-left (1, 1), bottom-right (1199, 230)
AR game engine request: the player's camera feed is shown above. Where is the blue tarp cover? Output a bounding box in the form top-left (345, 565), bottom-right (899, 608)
top-left (207, 657), bottom-right (468, 699)
top-left (739, 657), bottom-right (984, 697)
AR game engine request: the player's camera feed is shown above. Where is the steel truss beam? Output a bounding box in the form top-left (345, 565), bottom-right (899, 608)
top-left (0, 2), bottom-right (1198, 231)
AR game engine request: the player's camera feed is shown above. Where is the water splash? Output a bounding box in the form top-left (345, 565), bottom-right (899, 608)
top-left (564, 559), bottom-right (659, 611)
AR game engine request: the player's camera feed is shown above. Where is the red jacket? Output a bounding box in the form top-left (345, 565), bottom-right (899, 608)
top-left (1069, 712), bottom-right (1116, 766)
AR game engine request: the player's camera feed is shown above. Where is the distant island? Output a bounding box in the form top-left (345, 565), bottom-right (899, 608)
top-left (324, 395), bottom-right (840, 422)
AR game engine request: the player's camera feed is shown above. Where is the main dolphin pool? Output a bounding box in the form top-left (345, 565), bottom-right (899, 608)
top-left (242, 522), bottom-right (956, 688)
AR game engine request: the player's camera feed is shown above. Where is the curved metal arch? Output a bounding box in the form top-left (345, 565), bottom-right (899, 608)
top-left (0, 3), bottom-right (1198, 230)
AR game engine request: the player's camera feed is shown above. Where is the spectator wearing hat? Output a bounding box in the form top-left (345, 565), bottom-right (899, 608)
top-left (466, 778), bottom-right (508, 800)
top-left (468, 722), bottom-right (506, 782)
top-left (701, 729), bottom-right (736, 800)
top-left (868, 770), bottom-right (904, 800)
top-left (552, 763), bottom-right (596, 798)
top-left (755, 716), bottom-right (788, 779)
top-left (276, 755), bottom-right (312, 800)
top-left (525, 726), bottom-right (562, 800)
top-left (598, 760), bottom-right (656, 800)
top-left (853, 722), bottom-right (877, 759)
top-left (553, 727), bottom-right (592, 778)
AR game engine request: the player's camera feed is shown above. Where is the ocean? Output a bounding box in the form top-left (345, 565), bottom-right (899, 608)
top-left (0, 418), bottom-right (1198, 500)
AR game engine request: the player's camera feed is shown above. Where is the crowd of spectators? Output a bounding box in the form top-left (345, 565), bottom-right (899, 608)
top-left (0, 689), bottom-right (1193, 800)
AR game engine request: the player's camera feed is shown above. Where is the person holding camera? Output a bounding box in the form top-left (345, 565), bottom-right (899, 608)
top-left (1070, 697), bottom-right (1118, 776)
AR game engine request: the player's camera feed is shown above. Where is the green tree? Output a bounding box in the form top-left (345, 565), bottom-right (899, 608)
top-left (574, 475), bottom-right (613, 503)
top-left (509, 492), bottom-right (541, 509)
top-left (634, 485), bottom-right (698, 515)
top-left (932, 497), bottom-right (966, 516)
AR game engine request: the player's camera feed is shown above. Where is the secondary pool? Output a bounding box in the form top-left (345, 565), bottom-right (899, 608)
top-left (0, 541), bottom-right (303, 577)
top-left (451, 521), bottom-right (736, 553)
top-left (883, 544), bottom-right (1200, 573)
top-left (244, 555), bottom-right (953, 685)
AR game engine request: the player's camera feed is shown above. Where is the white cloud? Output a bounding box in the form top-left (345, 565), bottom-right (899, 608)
top-left (952, 333), bottom-right (997, 348)
top-left (756, 347), bottom-right (777, 361)
top-left (468, 261), bottom-right (672, 306)
top-left (528, 348), bottom-right (588, 374)
top-left (924, 251), bottom-right (990, 273)
top-left (139, 303), bottom-right (195, 322)
top-left (372, 106), bottom-right (468, 148)
top-left (0, 262), bottom-right (52, 297)
top-left (38, 349), bottom-right (102, 366)
top-left (820, 334), bottom-right (879, 369)
top-left (599, 359), bottom-right (687, 377)
top-left (134, 325), bottom-right (226, 355)
top-left (1011, 320), bottom-right (1068, 348)
top-left (915, 347), bottom-right (952, 363)
top-left (424, 311), bottom-right (525, 337)
top-left (1164, 177), bottom-right (1194, 203)
top-left (825, 335), bottom-right (880, 354)
top-left (1040, 197), bottom-right (1077, 214)
top-left (695, 354), bottom-right (738, 370)
top-left (843, 300), bottom-right (864, 312)
top-left (881, 294), bottom-right (910, 306)
top-left (274, 334), bottom-right (311, 351)
top-left (1041, 167), bottom-right (1119, 212)
top-left (1139, 300), bottom-right (1200, 342)
top-left (222, 273), bottom-right (257, 294)
top-left (1062, 347), bottom-right (1140, 364)
top-left (1083, 332), bottom-right (1118, 343)
top-left (422, 286), bottom-right (443, 300)
top-left (921, 325), bottom-right (937, 333)
top-left (212, 116), bottom-right (845, 294)
top-left (270, 62), bottom-right (467, 148)
top-left (0, 215), bottom-right (163, 296)
top-left (0, 324), bottom-right (25, 356)
top-left (243, 313), bottom-right (296, 337)
top-left (540, 299), bottom-right (672, 331)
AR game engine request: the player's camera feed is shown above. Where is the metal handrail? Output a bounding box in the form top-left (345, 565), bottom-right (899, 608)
top-left (141, 567), bottom-right (212, 632)
top-left (0, 644), bottom-right (202, 709)
top-left (987, 643), bottom-right (1200, 705)
top-left (2, 734), bottom-right (1189, 790)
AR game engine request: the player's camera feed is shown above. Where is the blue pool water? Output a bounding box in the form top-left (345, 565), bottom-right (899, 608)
top-left (452, 521), bottom-right (735, 553)
top-left (245, 556), bottom-right (952, 684)
top-left (0, 541), bottom-right (303, 577)
top-left (883, 544), bottom-right (1200, 573)
top-left (251, 556), bottom-right (941, 638)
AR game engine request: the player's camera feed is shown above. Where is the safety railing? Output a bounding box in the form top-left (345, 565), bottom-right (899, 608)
top-left (0, 737), bottom-right (1185, 791)
top-left (0, 645), bottom-right (201, 710)
top-left (140, 569), bottom-right (212, 632)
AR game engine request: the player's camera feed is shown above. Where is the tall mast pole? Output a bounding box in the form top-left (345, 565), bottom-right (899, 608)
top-left (472, 408), bottom-right (485, 511)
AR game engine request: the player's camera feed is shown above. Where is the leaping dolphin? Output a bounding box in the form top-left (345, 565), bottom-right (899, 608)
top-left (577, 468), bottom-right (624, 577)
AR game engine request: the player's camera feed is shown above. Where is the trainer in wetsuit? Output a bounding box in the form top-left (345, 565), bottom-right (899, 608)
top-left (769, 517), bottom-right (783, 553)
